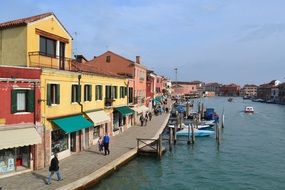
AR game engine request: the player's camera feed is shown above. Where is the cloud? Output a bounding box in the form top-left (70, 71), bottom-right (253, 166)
top-left (236, 23), bottom-right (285, 42)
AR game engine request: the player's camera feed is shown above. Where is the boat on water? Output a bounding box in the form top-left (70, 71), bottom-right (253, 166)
top-left (228, 97), bottom-right (233, 102)
top-left (243, 95), bottom-right (250, 100)
top-left (201, 120), bottom-right (216, 126)
top-left (244, 106), bottom-right (254, 113)
top-left (176, 127), bottom-right (214, 137)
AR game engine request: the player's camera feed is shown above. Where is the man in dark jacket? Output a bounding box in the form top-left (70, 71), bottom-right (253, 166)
top-left (47, 153), bottom-right (62, 185)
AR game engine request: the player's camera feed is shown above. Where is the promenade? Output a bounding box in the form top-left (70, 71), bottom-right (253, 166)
top-left (0, 112), bottom-right (170, 190)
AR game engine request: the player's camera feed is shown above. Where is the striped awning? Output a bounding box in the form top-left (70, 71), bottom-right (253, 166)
top-left (0, 126), bottom-right (41, 150)
top-left (86, 110), bottom-right (110, 126)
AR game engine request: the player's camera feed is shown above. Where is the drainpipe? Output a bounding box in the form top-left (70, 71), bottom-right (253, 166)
top-left (77, 74), bottom-right (84, 150)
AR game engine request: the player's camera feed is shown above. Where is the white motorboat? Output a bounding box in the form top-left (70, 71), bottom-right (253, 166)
top-left (176, 127), bottom-right (214, 137)
top-left (244, 106), bottom-right (254, 113)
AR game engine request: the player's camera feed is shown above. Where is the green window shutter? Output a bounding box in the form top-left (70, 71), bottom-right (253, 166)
top-left (71, 85), bottom-right (74, 102)
top-left (77, 85), bottom-right (81, 102)
top-left (89, 85), bottom-right (92, 101)
top-left (11, 90), bottom-right (17, 113)
top-left (115, 86), bottom-right (117, 99)
top-left (125, 87), bottom-right (128, 98)
top-left (27, 90), bottom-right (35, 112)
top-left (99, 86), bottom-right (102, 100)
top-left (95, 85), bottom-right (98, 100)
top-left (56, 84), bottom-right (60, 104)
top-left (47, 84), bottom-right (51, 106)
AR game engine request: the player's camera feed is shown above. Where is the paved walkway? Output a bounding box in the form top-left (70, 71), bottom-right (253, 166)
top-left (0, 112), bottom-right (170, 190)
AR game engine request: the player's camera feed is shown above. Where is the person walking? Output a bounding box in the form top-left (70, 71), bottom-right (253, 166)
top-left (148, 112), bottom-right (152, 121)
top-left (103, 133), bottom-right (110, 155)
top-left (47, 153), bottom-right (62, 185)
top-left (144, 112), bottom-right (148, 126)
top-left (98, 136), bottom-right (104, 152)
top-left (140, 114), bottom-right (144, 126)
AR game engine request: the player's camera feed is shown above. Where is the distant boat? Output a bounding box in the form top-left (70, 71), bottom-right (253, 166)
top-left (266, 99), bottom-right (275, 104)
top-left (243, 95), bottom-right (250, 100)
top-left (228, 97), bottom-right (233, 102)
top-left (244, 106), bottom-right (254, 113)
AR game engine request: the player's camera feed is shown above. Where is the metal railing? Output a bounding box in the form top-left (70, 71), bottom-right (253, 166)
top-left (28, 51), bottom-right (74, 70)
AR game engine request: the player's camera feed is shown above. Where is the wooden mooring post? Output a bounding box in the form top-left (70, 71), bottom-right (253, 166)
top-left (187, 123), bottom-right (191, 144)
top-left (191, 123), bottom-right (195, 144)
top-left (215, 123), bottom-right (221, 144)
top-left (174, 125), bottom-right (177, 145)
top-left (221, 112), bottom-right (225, 128)
top-left (158, 134), bottom-right (163, 157)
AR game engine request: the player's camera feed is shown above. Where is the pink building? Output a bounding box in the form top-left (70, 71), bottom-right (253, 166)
top-left (76, 51), bottom-right (148, 124)
top-left (172, 81), bottom-right (197, 96)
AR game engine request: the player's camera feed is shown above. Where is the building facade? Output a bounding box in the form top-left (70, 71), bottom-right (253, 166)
top-left (220, 84), bottom-right (240, 96)
top-left (0, 66), bottom-right (42, 176)
top-left (75, 51), bottom-right (147, 125)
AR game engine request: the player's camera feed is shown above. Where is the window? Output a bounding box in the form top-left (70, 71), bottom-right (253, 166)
top-left (71, 84), bottom-right (81, 103)
top-left (11, 90), bottom-right (34, 113)
top-left (84, 85), bottom-right (92, 101)
top-left (128, 87), bottom-right (133, 103)
top-left (120, 86), bottom-right (125, 98)
top-left (95, 85), bottom-right (103, 100)
top-left (106, 56), bottom-right (111, 63)
top-left (51, 129), bottom-right (69, 153)
top-left (93, 126), bottom-right (100, 139)
top-left (47, 84), bottom-right (60, 106)
top-left (112, 86), bottom-right (117, 99)
top-left (105, 85), bottom-right (112, 99)
top-left (40, 36), bottom-right (56, 57)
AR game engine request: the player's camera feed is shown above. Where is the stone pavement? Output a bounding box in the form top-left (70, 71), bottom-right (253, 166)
top-left (0, 112), bottom-right (170, 190)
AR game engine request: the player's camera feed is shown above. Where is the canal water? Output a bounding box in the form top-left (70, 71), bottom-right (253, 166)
top-left (91, 97), bottom-right (285, 190)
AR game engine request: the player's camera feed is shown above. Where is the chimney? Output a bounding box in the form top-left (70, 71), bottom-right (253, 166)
top-left (136, 56), bottom-right (140, 64)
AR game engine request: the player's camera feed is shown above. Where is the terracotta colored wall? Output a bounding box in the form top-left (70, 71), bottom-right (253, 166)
top-left (0, 67), bottom-right (41, 125)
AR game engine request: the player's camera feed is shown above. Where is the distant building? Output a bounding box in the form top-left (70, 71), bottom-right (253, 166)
top-left (220, 83), bottom-right (240, 96)
top-left (205, 82), bottom-right (222, 96)
top-left (278, 83), bottom-right (285, 104)
top-left (172, 81), bottom-right (198, 97)
top-left (241, 84), bottom-right (258, 97)
top-left (257, 80), bottom-right (280, 101)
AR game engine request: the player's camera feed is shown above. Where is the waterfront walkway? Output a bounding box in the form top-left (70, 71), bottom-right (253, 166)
top-left (0, 112), bottom-right (170, 190)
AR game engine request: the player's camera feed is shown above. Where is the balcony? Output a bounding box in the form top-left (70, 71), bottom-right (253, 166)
top-left (105, 98), bottom-right (115, 107)
top-left (28, 51), bottom-right (73, 70)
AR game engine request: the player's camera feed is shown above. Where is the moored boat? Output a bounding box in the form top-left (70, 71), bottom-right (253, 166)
top-left (176, 127), bottom-right (214, 137)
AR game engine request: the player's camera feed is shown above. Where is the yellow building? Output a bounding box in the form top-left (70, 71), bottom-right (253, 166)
top-left (0, 12), bottom-right (72, 69)
top-left (0, 13), bottom-right (134, 165)
top-left (41, 68), bottom-right (132, 160)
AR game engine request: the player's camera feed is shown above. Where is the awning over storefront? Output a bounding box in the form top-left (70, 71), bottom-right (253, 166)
top-left (51, 115), bottom-right (93, 133)
top-left (0, 126), bottom-right (41, 150)
top-left (86, 110), bottom-right (110, 126)
top-left (115, 106), bottom-right (134, 116)
top-left (132, 105), bottom-right (149, 114)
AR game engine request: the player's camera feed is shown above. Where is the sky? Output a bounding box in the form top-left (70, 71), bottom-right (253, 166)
top-left (1, 0), bottom-right (285, 85)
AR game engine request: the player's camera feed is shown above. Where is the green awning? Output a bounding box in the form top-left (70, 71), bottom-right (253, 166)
top-left (153, 99), bottom-right (161, 104)
top-left (154, 96), bottom-right (163, 102)
top-left (115, 106), bottom-right (134, 116)
top-left (51, 115), bottom-right (93, 133)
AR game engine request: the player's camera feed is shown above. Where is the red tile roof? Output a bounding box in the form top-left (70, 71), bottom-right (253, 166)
top-left (0, 12), bottom-right (53, 29)
top-left (71, 60), bottom-right (126, 79)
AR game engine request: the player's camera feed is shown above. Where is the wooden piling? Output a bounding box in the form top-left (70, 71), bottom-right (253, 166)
top-left (215, 123), bottom-right (219, 140)
top-left (221, 112), bottom-right (225, 128)
top-left (191, 123), bottom-right (195, 144)
top-left (201, 103), bottom-right (204, 119)
top-left (174, 125), bottom-right (177, 145)
top-left (158, 134), bottom-right (162, 158)
top-left (169, 127), bottom-right (173, 145)
top-left (187, 123), bottom-right (191, 144)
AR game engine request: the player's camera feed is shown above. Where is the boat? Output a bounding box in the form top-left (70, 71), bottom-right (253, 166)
top-left (176, 127), bottom-right (214, 137)
top-left (244, 106), bottom-right (254, 113)
top-left (228, 97), bottom-right (233, 102)
top-left (243, 95), bottom-right (250, 100)
top-left (201, 120), bottom-right (216, 126)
